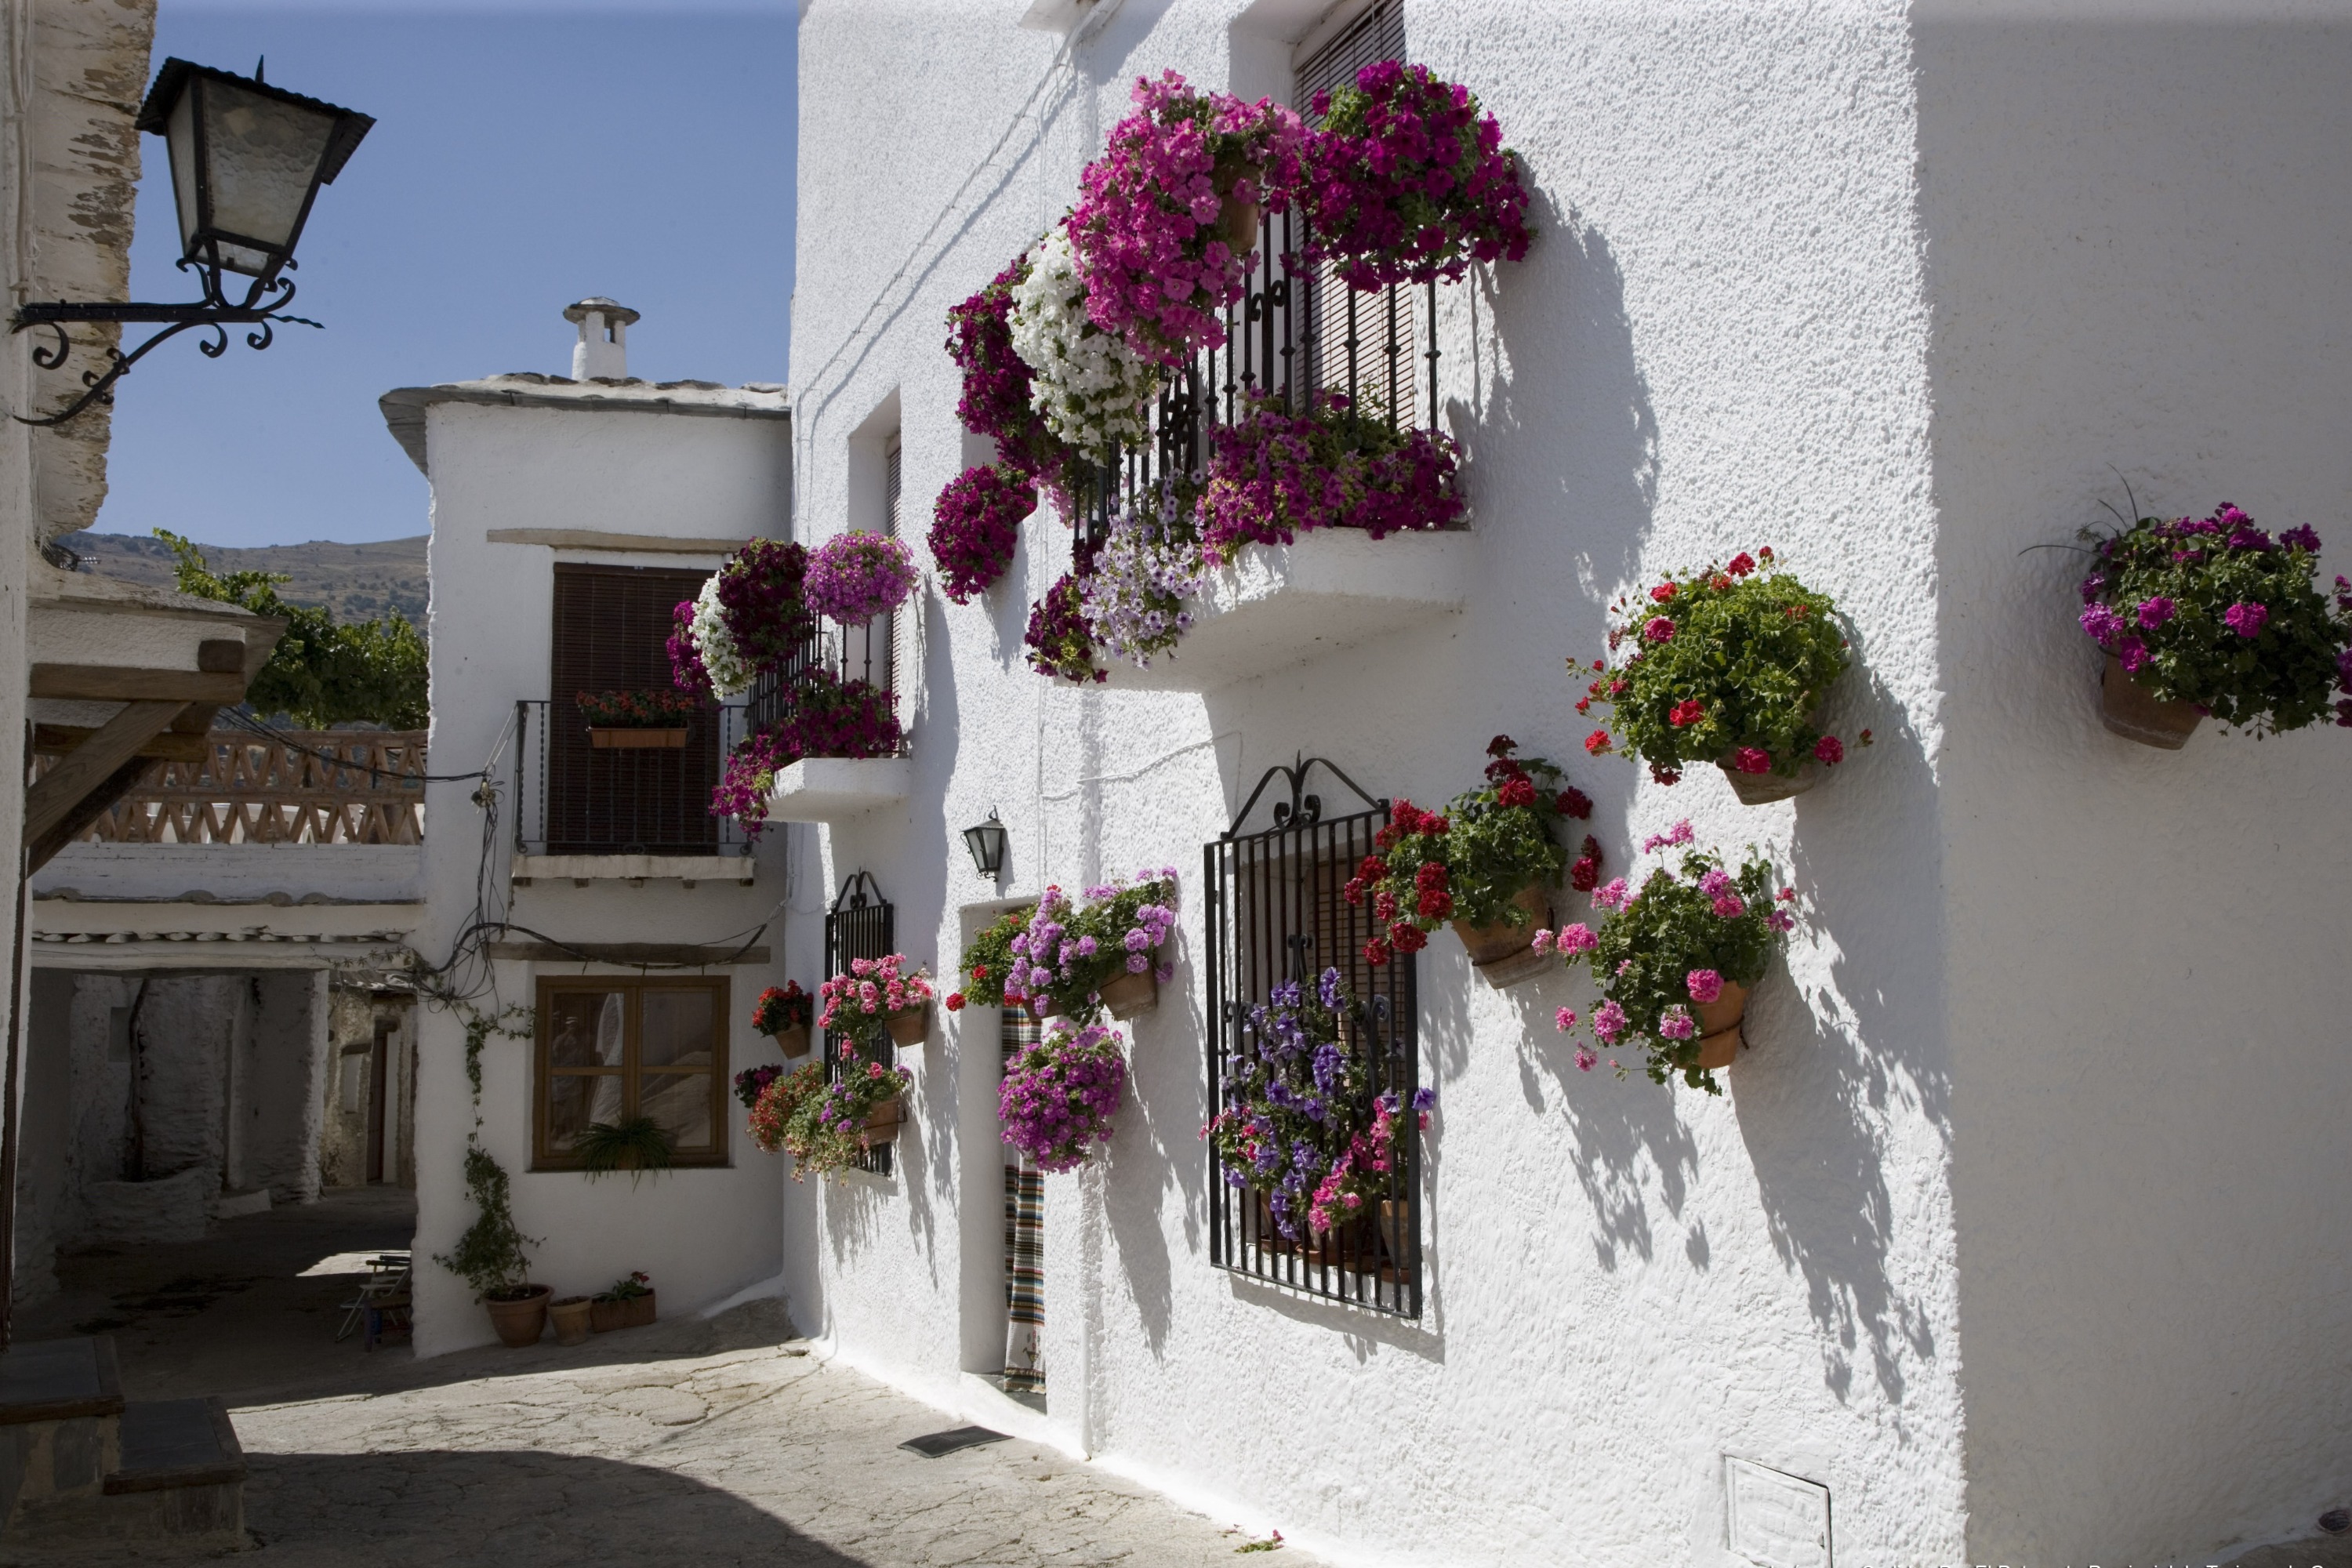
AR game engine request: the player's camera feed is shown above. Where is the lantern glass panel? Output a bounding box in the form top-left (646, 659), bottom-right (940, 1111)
top-left (194, 76), bottom-right (338, 272)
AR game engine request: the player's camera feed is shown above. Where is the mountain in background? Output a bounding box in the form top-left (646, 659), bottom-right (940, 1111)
top-left (56, 532), bottom-right (429, 625)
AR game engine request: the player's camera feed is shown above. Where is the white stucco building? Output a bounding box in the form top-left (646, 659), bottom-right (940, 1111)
top-left (755, 3), bottom-right (2352, 1566)
top-left (388, 306), bottom-right (798, 1355)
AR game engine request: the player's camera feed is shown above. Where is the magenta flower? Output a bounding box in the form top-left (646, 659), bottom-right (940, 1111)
top-left (2078, 602), bottom-right (2127, 649)
top-left (2224, 601), bottom-right (2268, 638)
top-left (1712, 893), bottom-right (1747, 919)
top-left (1592, 1000), bottom-right (1628, 1045)
top-left (1642, 616), bottom-right (1675, 643)
top-left (1657, 1007), bottom-right (1696, 1042)
top-left (2136, 596), bottom-right (2176, 630)
top-left (1686, 968), bottom-right (1724, 1004)
top-left (1553, 1007), bottom-right (1578, 1033)
top-left (1639, 819), bottom-right (1696, 854)
top-left (1730, 746), bottom-right (1771, 775)
top-left (1555, 922), bottom-right (1599, 955)
top-left (1813, 735), bottom-right (1845, 764)
top-left (1589, 878), bottom-right (1630, 912)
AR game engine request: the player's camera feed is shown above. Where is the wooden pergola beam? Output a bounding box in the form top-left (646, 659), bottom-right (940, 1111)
top-left (23, 699), bottom-right (189, 860)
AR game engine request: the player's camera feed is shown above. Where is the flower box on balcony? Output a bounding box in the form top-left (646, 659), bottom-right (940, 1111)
top-left (1098, 528), bottom-right (1471, 694)
top-left (763, 757), bottom-right (910, 822)
top-left (588, 727), bottom-right (688, 750)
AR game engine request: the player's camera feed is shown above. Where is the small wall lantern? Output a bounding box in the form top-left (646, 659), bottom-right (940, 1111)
top-left (9, 57), bottom-right (372, 426)
top-left (962, 811), bottom-right (1010, 880)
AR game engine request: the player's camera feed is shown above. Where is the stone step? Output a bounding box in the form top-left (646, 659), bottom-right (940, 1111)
top-left (98, 1397), bottom-right (245, 1541)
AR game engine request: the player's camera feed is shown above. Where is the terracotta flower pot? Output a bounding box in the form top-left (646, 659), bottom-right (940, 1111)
top-left (1377, 1198), bottom-right (1414, 1266)
top-left (885, 1004), bottom-right (929, 1047)
top-left (1451, 882), bottom-right (1552, 967)
top-left (549, 1295), bottom-right (594, 1346)
top-left (484, 1284), bottom-right (550, 1348)
top-left (588, 727), bottom-right (688, 750)
top-left (623, 1291), bottom-right (657, 1329)
top-left (1693, 980), bottom-right (1751, 1071)
top-left (1719, 757), bottom-right (1819, 805)
top-left (771, 1022), bottom-right (811, 1059)
top-left (863, 1094), bottom-right (905, 1142)
top-left (589, 1298), bottom-right (626, 1334)
top-left (1099, 969), bottom-right (1157, 1021)
top-left (2099, 655), bottom-right (2201, 749)
top-left (1215, 189), bottom-right (1259, 253)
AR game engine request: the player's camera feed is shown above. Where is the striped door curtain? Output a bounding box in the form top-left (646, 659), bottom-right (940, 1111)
top-left (1002, 1007), bottom-right (1045, 1395)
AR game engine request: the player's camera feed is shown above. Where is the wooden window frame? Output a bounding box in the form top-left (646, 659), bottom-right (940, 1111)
top-left (532, 975), bottom-right (731, 1171)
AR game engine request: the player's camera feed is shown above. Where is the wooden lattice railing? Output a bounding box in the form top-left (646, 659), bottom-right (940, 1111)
top-left (64, 731), bottom-right (427, 846)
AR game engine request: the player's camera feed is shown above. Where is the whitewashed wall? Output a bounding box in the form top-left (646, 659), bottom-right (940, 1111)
top-left (408, 390), bottom-right (797, 1356)
top-left (1916, 3), bottom-right (2352, 1561)
top-left (788, 2), bottom-right (2350, 1564)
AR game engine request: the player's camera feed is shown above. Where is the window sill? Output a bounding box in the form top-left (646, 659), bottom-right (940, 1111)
top-left (513, 853), bottom-right (753, 886)
top-left (1097, 528), bottom-right (1472, 694)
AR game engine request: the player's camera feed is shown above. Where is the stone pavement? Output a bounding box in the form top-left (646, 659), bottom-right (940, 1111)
top-left (0, 1298), bottom-right (1302, 1567)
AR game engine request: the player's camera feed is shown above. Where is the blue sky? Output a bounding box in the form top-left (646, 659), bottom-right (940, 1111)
top-left (94, 0), bottom-right (796, 548)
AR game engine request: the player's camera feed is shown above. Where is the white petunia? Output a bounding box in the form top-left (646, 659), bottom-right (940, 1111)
top-left (1008, 226), bottom-right (1152, 458)
top-left (688, 574), bottom-right (755, 698)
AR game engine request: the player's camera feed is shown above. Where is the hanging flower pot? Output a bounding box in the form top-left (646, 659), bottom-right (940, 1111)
top-left (1693, 980), bottom-right (1751, 1071)
top-left (2098, 655), bottom-right (2202, 750)
top-left (1452, 881), bottom-right (1551, 966)
top-left (1719, 753), bottom-right (1818, 806)
top-left (862, 1094), bottom-right (905, 1142)
top-left (1214, 181), bottom-right (1258, 255)
top-left (885, 1003), bottom-right (929, 1047)
top-left (588, 726), bottom-right (688, 750)
top-left (771, 1022), bottom-right (811, 1059)
top-left (1098, 968), bottom-right (1157, 1020)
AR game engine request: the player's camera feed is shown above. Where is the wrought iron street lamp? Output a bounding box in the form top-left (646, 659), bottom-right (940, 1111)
top-left (963, 811), bottom-right (1010, 880)
top-left (10, 57), bottom-right (372, 426)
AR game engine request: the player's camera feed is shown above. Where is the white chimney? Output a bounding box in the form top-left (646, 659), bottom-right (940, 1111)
top-left (564, 296), bottom-right (640, 380)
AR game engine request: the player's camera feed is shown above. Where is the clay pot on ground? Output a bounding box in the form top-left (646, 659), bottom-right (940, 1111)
top-left (1451, 882), bottom-right (1553, 987)
top-left (588, 1290), bottom-right (657, 1334)
top-left (885, 1004), bottom-right (929, 1047)
top-left (771, 1022), bottom-right (811, 1059)
top-left (1098, 969), bottom-right (1157, 1021)
top-left (549, 1296), bottom-right (593, 1346)
top-left (484, 1284), bottom-right (550, 1348)
top-left (588, 726), bottom-right (688, 750)
top-left (1693, 981), bottom-right (1751, 1071)
top-left (2099, 655), bottom-right (2201, 749)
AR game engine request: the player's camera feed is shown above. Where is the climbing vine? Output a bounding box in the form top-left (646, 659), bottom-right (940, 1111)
top-left (459, 1003), bottom-right (534, 1131)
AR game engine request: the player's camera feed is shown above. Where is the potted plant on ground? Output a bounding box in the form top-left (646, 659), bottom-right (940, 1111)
top-left (818, 954), bottom-right (935, 1048)
top-left (433, 1147), bottom-right (545, 1348)
top-left (1578, 548), bottom-right (1857, 804)
top-left (1066, 69), bottom-right (1304, 365)
top-left (1203, 968), bottom-right (1435, 1259)
top-left (589, 1272), bottom-right (656, 1334)
top-left (1291, 60), bottom-right (1534, 290)
top-left (750, 981), bottom-right (815, 1058)
top-left (782, 1060), bottom-right (914, 1181)
top-left (1543, 820), bottom-right (1798, 1093)
top-left (574, 1115), bottom-right (673, 1187)
top-left (577, 688), bottom-right (701, 749)
top-left (949, 905), bottom-right (1036, 1015)
top-left (2076, 502), bottom-right (2352, 748)
top-left (748, 1061), bottom-right (826, 1155)
top-left (999, 1020), bottom-right (1128, 1172)
top-left (669, 538), bottom-right (815, 700)
top-left (1345, 736), bottom-right (1595, 985)
top-left (549, 1294), bottom-right (594, 1346)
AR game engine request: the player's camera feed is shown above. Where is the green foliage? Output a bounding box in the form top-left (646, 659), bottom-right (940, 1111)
top-left (1352, 741), bottom-right (1582, 948)
top-left (158, 528), bottom-right (429, 729)
top-left (957, 906), bottom-right (1034, 1009)
top-left (1586, 553), bottom-right (1851, 780)
top-left (2079, 506), bottom-right (2352, 733)
top-left (460, 1005), bottom-right (534, 1127)
top-left (574, 1116), bottom-right (674, 1185)
top-left (433, 1145), bottom-right (537, 1300)
top-left (1566, 844), bottom-right (1788, 1094)
top-left (596, 1271), bottom-right (652, 1303)
top-left (781, 1061), bottom-right (910, 1181)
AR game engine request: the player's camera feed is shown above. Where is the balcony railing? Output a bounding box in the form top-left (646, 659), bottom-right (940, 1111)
top-left (742, 614), bottom-right (906, 754)
top-left (1081, 208), bottom-right (1448, 546)
top-left (53, 730), bottom-right (426, 845)
top-left (514, 699), bottom-right (752, 858)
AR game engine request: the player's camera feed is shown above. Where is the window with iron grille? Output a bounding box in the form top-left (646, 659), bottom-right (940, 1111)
top-left (1205, 758), bottom-right (1422, 1317)
top-left (535, 564), bottom-right (731, 855)
top-left (824, 870), bottom-right (899, 1178)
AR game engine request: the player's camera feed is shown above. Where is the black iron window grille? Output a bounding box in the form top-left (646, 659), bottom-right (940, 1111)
top-left (1080, 207), bottom-right (1446, 550)
top-left (514, 699), bottom-right (753, 857)
top-left (824, 870), bottom-right (899, 1178)
top-left (1205, 757), bottom-right (1422, 1318)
